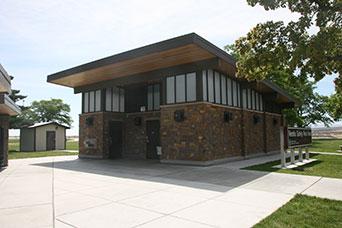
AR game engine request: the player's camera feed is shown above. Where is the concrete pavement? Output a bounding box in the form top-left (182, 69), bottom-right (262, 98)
top-left (0, 155), bottom-right (341, 228)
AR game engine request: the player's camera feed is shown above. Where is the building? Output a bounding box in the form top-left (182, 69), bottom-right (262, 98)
top-left (20, 122), bottom-right (69, 151)
top-left (0, 64), bottom-right (21, 168)
top-left (47, 33), bottom-right (296, 165)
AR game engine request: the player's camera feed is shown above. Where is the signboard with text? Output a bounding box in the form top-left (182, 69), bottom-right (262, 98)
top-left (287, 127), bottom-right (312, 148)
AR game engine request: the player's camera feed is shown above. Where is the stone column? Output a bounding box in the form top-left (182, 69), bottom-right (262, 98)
top-left (298, 147), bottom-right (303, 162)
top-left (290, 148), bottom-right (295, 164)
top-left (305, 147), bottom-right (309, 160)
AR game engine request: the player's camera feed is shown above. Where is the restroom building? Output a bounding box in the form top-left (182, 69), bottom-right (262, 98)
top-left (47, 33), bottom-right (296, 165)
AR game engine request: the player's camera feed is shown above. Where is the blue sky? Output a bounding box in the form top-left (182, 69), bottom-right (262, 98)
top-left (0, 0), bottom-right (338, 136)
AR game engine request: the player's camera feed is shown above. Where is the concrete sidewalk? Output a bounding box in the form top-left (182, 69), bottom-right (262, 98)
top-left (0, 155), bottom-right (341, 228)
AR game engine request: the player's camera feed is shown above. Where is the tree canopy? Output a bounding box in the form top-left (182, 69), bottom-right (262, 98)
top-left (10, 98), bottom-right (72, 129)
top-left (233, 0), bottom-right (341, 91)
top-left (226, 0), bottom-right (341, 127)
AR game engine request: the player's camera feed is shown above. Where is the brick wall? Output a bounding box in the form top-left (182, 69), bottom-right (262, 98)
top-left (0, 115), bottom-right (9, 167)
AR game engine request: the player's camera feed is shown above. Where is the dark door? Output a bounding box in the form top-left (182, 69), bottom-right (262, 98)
top-left (109, 121), bottom-right (123, 159)
top-left (0, 127), bottom-right (4, 166)
top-left (146, 120), bottom-right (160, 159)
top-left (46, 131), bottom-right (56, 151)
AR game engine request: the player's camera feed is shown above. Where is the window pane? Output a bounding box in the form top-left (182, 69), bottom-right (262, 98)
top-left (112, 87), bottom-right (119, 112)
top-left (84, 92), bottom-right (89, 113)
top-left (147, 85), bottom-right (153, 111)
top-left (153, 84), bottom-right (160, 110)
top-left (186, 72), bottom-right (196, 102)
top-left (176, 74), bottom-right (185, 103)
top-left (208, 70), bottom-right (214, 102)
top-left (227, 78), bottom-right (232, 106)
top-left (247, 89), bottom-right (251, 109)
top-left (202, 70), bottom-right (207, 101)
top-left (256, 92), bottom-right (260, 111)
top-left (95, 90), bottom-right (101, 112)
top-left (89, 91), bottom-right (95, 112)
top-left (119, 88), bottom-right (125, 112)
top-left (106, 88), bottom-right (112, 111)
top-left (232, 81), bottom-right (237, 106)
top-left (260, 94), bottom-right (263, 111)
top-left (252, 90), bottom-right (255, 109)
top-left (221, 75), bottom-right (227, 105)
top-left (237, 83), bottom-right (241, 107)
top-left (166, 77), bottom-right (175, 104)
top-left (214, 72), bottom-right (221, 103)
top-left (242, 89), bottom-right (247, 108)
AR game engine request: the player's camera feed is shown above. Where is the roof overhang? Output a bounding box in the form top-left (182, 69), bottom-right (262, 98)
top-left (47, 33), bottom-right (235, 88)
top-left (0, 64), bottom-right (12, 94)
top-left (0, 93), bottom-right (21, 116)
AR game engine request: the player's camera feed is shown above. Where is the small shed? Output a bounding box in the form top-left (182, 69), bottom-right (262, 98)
top-left (20, 122), bottom-right (69, 151)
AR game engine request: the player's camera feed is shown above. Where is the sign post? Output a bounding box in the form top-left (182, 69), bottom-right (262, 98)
top-left (283, 127), bottom-right (312, 168)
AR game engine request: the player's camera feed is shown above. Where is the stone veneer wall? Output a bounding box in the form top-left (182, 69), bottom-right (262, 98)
top-left (265, 113), bottom-right (282, 153)
top-left (0, 115), bottom-right (9, 167)
top-left (79, 111), bottom-right (160, 159)
top-left (242, 110), bottom-right (265, 156)
top-left (123, 112), bottom-right (160, 159)
top-left (79, 103), bottom-right (282, 162)
top-left (160, 103), bottom-right (243, 161)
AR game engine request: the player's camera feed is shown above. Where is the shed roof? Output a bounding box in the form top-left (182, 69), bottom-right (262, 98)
top-left (24, 121), bottom-right (70, 129)
top-left (47, 33), bottom-right (297, 105)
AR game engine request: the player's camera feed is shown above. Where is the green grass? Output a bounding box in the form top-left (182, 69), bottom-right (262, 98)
top-left (309, 139), bottom-right (342, 153)
top-left (243, 154), bottom-right (342, 179)
top-left (9, 151), bottom-right (78, 159)
top-left (7, 139), bottom-right (79, 159)
top-left (65, 140), bottom-right (79, 150)
top-left (8, 139), bottom-right (79, 152)
top-left (254, 194), bottom-right (342, 228)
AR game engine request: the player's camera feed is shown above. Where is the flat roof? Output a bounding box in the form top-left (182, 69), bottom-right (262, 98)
top-left (47, 33), bottom-right (297, 104)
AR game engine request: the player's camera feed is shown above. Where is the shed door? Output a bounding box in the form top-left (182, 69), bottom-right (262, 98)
top-left (46, 131), bottom-right (56, 151)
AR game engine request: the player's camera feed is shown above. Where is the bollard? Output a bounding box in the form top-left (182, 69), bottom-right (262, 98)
top-left (299, 147), bottom-right (303, 162)
top-left (290, 148), bottom-right (295, 164)
top-left (305, 147), bottom-right (309, 160)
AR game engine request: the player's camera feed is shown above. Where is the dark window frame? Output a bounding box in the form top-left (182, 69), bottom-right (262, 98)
top-left (147, 83), bottom-right (161, 111)
top-left (166, 71), bottom-right (197, 105)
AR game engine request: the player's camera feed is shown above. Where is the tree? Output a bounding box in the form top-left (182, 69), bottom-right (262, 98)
top-left (232, 0), bottom-right (341, 92)
top-left (9, 88), bottom-right (31, 129)
top-left (29, 99), bottom-right (73, 127)
top-left (225, 45), bottom-right (334, 127)
top-left (326, 93), bottom-right (342, 121)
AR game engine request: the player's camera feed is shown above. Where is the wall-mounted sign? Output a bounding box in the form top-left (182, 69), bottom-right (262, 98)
top-left (84, 138), bottom-right (97, 149)
top-left (286, 127), bottom-right (312, 148)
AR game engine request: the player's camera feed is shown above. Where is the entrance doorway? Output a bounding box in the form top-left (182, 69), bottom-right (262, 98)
top-left (146, 120), bottom-right (160, 159)
top-left (46, 131), bottom-right (56, 151)
top-left (109, 121), bottom-right (123, 159)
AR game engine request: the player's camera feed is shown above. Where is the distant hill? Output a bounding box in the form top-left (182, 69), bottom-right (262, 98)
top-left (312, 126), bottom-right (342, 139)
